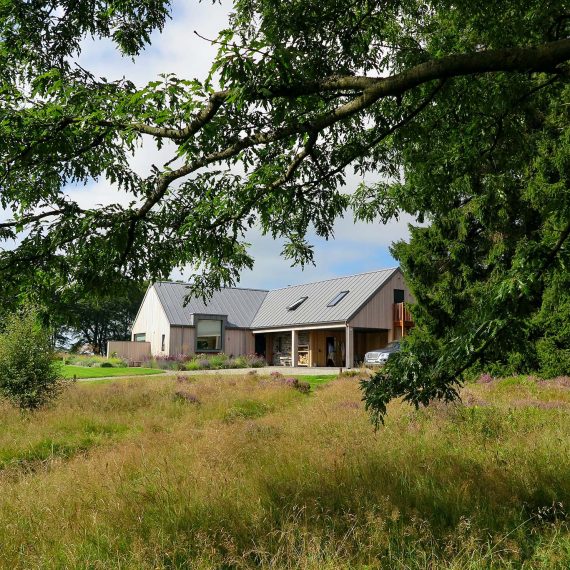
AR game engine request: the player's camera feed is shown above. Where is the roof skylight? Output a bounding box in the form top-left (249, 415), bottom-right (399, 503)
top-left (327, 291), bottom-right (349, 307)
top-left (287, 296), bottom-right (308, 311)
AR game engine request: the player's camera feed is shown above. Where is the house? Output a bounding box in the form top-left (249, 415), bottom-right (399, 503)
top-left (130, 267), bottom-right (413, 368)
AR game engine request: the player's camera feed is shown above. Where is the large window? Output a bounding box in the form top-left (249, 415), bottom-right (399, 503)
top-left (394, 289), bottom-right (405, 303)
top-left (196, 319), bottom-right (222, 352)
top-left (133, 333), bottom-right (146, 342)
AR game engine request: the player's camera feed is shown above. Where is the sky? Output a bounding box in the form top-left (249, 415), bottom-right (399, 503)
top-left (73, 0), bottom-right (417, 290)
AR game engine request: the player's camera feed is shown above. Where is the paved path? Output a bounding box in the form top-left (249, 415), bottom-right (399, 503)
top-left (78, 366), bottom-right (344, 382)
top-left (173, 366), bottom-right (343, 377)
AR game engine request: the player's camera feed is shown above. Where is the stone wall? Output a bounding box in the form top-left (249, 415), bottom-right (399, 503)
top-left (271, 331), bottom-right (309, 365)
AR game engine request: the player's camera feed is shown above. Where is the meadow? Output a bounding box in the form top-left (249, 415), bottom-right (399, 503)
top-left (0, 372), bottom-right (569, 568)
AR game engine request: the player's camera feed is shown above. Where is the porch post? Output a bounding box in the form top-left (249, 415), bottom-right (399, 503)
top-left (291, 330), bottom-right (299, 367)
top-left (345, 325), bottom-right (354, 369)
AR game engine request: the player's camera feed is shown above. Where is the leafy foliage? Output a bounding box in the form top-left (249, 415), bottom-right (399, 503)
top-left (0, 305), bottom-right (64, 410)
top-left (362, 70), bottom-right (570, 423)
top-left (0, 1), bottom-right (569, 296)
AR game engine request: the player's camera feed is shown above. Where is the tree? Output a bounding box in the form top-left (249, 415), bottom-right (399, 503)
top-left (0, 1), bottom-right (569, 416)
top-left (53, 283), bottom-right (147, 355)
top-left (361, 64), bottom-right (570, 423)
top-left (0, 305), bottom-right (63, 410)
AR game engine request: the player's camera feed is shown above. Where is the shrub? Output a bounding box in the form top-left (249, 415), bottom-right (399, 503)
top-left (477, 373), bottom-right (494, 384)
top-left (0, 305), bottom-right (64, 410)
top-left (537, 338), bottom-right (570, 378)
top-left (232, 355), bottom-right (247, 368)
top-left (185, 360), bottom-right (200, 371)
top-left (208, 353), bottom-right (228, 369)
top-left (244, 354), bottom-right (266, 368)
top-left (100, 362), bottom-right (114, 368)
top-left (277, 377), bottom-right (311, 394)
top-left (173, 391), bottom-right (201, 405)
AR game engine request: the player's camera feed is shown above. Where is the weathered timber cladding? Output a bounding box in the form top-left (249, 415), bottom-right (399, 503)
top-left (107, 341), bottom-right (151, 362)
top-left (349, 270), bottom-right (413, 334)
top-left (169, 326), bottom-right (195, 356)
top-left (225, 329), bottom-right (255, 356)
top-left (168, 326), bottom-right (254, 357)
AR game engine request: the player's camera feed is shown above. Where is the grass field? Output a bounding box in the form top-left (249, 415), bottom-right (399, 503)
top-left (295, 373), bottom-right (337, 388)
top-left (0, 373), bottom-right (569, 568)
top-left (62, 365), bottom-right (164, 379)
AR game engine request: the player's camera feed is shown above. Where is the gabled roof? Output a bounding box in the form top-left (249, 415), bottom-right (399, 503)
top-left (250, 268), bottom-right (398, 329)
top-left (152, 282), bottom-right (268, 329)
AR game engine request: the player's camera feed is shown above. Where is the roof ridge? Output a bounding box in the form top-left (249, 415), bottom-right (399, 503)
top-left (267, 267), bottom-right (399, 292)
top-left (153, 281), bottom-right (269, 293)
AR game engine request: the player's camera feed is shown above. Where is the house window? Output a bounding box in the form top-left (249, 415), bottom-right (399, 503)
top-left (133, 333), bottom-right (146, 342)
top-left (161, 334), bottom-right (165, 352)
top-left (327, 291), bottom-right (349, 307)
top-left (394, 289), bottom-right (405, 303)
top-left (287, 296), bottom-right (308, 311)
top-left (196, 319), bottom-right (222, 352)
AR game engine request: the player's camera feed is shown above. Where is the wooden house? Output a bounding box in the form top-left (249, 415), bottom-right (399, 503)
top-left (130, 267), bottom-right (413, 368)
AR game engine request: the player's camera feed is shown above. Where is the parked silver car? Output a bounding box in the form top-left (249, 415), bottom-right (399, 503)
top-left (364, 341), bottom-right (401, 365)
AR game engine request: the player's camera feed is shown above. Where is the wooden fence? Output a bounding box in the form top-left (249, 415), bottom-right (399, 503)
top-left (107, 341), bottom-right (151, 363)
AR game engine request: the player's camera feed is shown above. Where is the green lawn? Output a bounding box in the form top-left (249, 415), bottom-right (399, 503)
top-left (62, 365), bottom-right (164, 379)
top-left (295, 374), bottom-right (337, 388)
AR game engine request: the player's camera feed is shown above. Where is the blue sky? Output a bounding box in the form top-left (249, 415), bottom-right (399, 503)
top-left (74, 0), bottom-right (414, 290)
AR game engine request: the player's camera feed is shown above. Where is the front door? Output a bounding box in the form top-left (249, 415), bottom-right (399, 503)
top-left (255, 334), bottom-right (266, 358)
top-left (326, 336), bottom-right (335, 366)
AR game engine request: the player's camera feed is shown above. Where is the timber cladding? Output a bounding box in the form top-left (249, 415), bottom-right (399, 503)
top-left (107, 341), bottom-right (151, 362)
top-left (169, 326), bottom-right (254, 357)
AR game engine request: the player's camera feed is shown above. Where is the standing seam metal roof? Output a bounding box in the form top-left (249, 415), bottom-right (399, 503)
top-left (153, 282), bottom-right (268, 328)
top-left (250, 268), bottom-right (398, 328)
top-left (152, 268), bottom-right (398, 330)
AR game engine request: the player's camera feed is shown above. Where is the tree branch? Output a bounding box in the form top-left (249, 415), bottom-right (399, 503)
top-left (0, 208), bottom-right (73, 229)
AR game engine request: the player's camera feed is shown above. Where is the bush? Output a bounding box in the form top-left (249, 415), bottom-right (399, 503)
top-left (537, 338), bottom-right (570, 378)
top-left (100, 362), bottom-right (114, 368)
top-left (0, 306), bottom-right (64, 410)
top-left (185, 360), bottom-right (200, 371)
top-left (244, 354), bottom-right (266, 368)
top-left (208, 353), bottom-right (228, 369)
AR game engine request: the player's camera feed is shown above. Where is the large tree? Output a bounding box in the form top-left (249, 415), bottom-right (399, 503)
top-left (362, 76), bottom-right (570, 422)
top-left (1, 0), bottom-right (569, 416)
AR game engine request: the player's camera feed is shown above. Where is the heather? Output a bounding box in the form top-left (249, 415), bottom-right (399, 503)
top-left (0, 373), bottom-right (569, 568)
top-left (144, 352), bottom-right (266, 371)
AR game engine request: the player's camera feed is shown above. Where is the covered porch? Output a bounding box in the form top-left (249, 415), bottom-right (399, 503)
top-left (253, 325), bottom-right (390, 368)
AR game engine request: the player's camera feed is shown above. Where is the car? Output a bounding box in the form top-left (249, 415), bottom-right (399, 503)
top-left (364, 341), bottom-right (401, 365)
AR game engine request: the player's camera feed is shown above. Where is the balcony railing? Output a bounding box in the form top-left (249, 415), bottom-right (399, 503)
top-left (393, 302), bottom-right (413, 325)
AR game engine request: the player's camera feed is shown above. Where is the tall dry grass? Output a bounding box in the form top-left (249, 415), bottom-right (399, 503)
top-left (0, 373), bottom-right (569, 568)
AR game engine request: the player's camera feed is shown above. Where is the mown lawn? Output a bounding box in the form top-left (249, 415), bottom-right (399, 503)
top-left (295, 373), bottom-right (337, 388)
top-left (0, 373), bottom-right (569, 568)
top-left (62, 365), bottom-right (164, 379)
